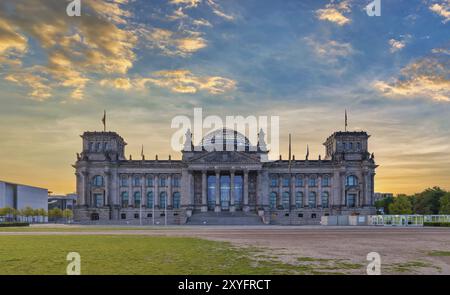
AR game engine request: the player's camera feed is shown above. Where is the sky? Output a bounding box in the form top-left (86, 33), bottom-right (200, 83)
top-left (0, 0), bottom-right (449, 195)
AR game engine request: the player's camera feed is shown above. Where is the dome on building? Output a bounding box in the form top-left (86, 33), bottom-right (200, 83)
top-left (201, 128), bottom-right (252, 151)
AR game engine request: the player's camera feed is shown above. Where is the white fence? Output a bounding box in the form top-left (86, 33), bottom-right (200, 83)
top-left (322, 215), bottom-right (450, 227)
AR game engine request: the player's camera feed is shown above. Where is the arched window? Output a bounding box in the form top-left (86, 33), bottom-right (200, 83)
top-left (147, 191), bottom-right (153, 208)
top-left (296, 175), bottom-right (303, 187)
top-left (146, 175), bottom-right (153, 187)
top-left (160, 176), bottom-right (166, 187)
top-left (134, 192), bottom-right (141, 207)
top-left (308, 176), bottom-right (316, 187)
top-left (159, 191), bottom-right (167, 208)
top-left (269, 192), bottom-right (277, 209)
top-left (282, 191), bottom-right (290, 209)
top-left (173, 192), bottom-right (181, 209)
top-left (282, 177), bottom-right (290, 187)
top-left (121, 175), bottom-right (128, 187)
top-left (295, 191), bottom-right (303, 209)
top-left (308, 192), bottom-right (316, 208)
top-left (133, 176), bottom-right (140, 186)
top-left (270, 176), bottom-right (278, 187)
top-left (121, 192), bottom-right (128, 208)
top-left (92, 175), bottom-right (104, 187)
top-left (321, 192), bottom-right (329, 208)
top-left (322, 175), bottom-right (330, 187)
top-left (346, 175), bottom-right (358, 186)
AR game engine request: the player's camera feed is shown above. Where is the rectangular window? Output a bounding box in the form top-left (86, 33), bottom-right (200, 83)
top-left (121, 213), bottom-right (126, 220)
top-left (282, 177), bottom-right (290, 187)
top-left (270, 176), bottom-right (278, 187)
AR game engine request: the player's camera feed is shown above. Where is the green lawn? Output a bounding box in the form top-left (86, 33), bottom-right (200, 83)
top-left (0, 235), bottom-right (370, 275)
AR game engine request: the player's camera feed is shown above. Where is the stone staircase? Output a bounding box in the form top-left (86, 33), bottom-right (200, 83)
top-left (187, 211), bottom-right (264, 225)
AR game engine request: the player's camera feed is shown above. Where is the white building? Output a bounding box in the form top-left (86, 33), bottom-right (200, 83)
top-left (0, 180), bottom-right (48, 211)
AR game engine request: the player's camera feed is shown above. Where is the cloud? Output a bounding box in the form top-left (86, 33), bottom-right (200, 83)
top-left (0, 0), bottom-right (137, 100)
top-left (143, 28), bottom-right (207, 57)
top-left (193, 18), bottom-right (213, 27)
top-left (304, 37), bottom-right (354, 63)
top-left (429, 0), bottom-right (450, 23)
top-left (373, 51), bottom-right (450, 102)
top-left (206, 0), bottom-right (235, 21)
top-left (388, 35), bottom-right (412, 53)
top-left (101, 70), bottom-right (237, 95)
top-left (315, 0), bottom-right (352, 26)
top-left (169, 0), bottom-right (202, 9)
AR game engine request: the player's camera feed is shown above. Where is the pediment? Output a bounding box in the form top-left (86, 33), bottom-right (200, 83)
top-left (187, 151), bottom-right (261, 164)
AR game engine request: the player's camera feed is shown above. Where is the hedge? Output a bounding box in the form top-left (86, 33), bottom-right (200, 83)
top-left (0, 222), bottom-right (30, 227)
top-left (424, 222), bottom-right (450, 227)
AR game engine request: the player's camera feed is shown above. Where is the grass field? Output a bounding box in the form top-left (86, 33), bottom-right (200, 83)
top-left (0, 234), bottom-right (366, 275)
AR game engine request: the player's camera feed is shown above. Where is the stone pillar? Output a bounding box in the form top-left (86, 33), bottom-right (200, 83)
top-left (261, 170), bottom-right (269, 210)
top-left (290, 174), bottom-right (295, 209)
top-left (340, 172), bottom-right (346, 207)
top-left (278, 174), bottom-right (283, 207)
top-left (141, 174), bottom-right (146, 207)
top-left (154, 174), bottom-right (159, 207)
top-left (303, 175), bottom-right (309, 207)
top-left (215, 170), bottom-right (221, 212)
top-left (201, 170), bottom-right (208, 212)
top-left (189, 171), bottom-right (194, 208)
top-left (128, 174), bottom-right (133, 207)
top-left (78, 172), bottom-right (87, 205)
top-left (168, 174), bottom-right (173, 208)
top-left (256, 170), bottom-right (262, 210)
top-left (104, 171), bottom-right (110, 206)
top-left (243, 170), bottom-right (249, 212)
top-left (230, 170), bottom-right (235, 212)
top-left (317, 175), bottom-right (322, 208)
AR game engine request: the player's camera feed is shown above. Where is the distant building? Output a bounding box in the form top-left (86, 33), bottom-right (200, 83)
top-left (0, 180), bottom-right (48, 210)
top-left (374, 192), bottom-right (393, 202)
top-left (48, 193), bottom-right (77, 210)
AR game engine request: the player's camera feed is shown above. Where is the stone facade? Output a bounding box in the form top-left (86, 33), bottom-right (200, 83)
top-left (74, 128), bottom-right (377, 225)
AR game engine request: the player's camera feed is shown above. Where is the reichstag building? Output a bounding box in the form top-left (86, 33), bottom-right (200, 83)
top-left (74, 128), bottom-right (377, 225)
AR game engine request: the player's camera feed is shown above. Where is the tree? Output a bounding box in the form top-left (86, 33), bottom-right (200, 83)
top-left (63, 209), bottom-right (73, 220)
top-left (375, 195), bottom-right (394, 214)
top-left (22, 206), bottom-right (35, 217)
top-left (388, 196), bottom-right (412, 215)
top-left (440, 193), bottom-right (450, 214)
top-left (36, 208), bottom-right (47, 217)
top-left (48, 208), bottom-right (63, 219)
top-left (413, 187), bottom-right (445, 214)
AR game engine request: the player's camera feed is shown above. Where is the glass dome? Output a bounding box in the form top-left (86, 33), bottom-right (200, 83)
top-left (201, 128), bottom-right (252, 151)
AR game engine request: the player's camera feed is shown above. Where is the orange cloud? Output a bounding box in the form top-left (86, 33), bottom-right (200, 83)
top-left (315, 0), bottom-right (352, 26)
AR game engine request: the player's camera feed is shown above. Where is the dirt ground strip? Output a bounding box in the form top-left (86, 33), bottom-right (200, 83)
top-left (2, 225), bottom-right (450, 274)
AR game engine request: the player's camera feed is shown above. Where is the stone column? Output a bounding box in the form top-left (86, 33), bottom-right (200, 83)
top-left (104, 171), bottom-right (110, 206)
top-left (317, 175), bottom-right (322, 208)
top-left (154, 174), bottom-right (159, 207)
top-left (201, 170), bottom-right (208, 212)
top-left (230, 170), bottom-right (235, 212)
top-left (128, 174), bottom-right (133, 207)
top-left (215, 170), bottom-right (221, 212)
top-left (261, 170), bottom-right (269, 210)
top-left (189, 171), bottom-right (194, 208)
top-left (243, 170), bottom-right (249, 212)
top-left (303, 175), bottom-right (309, 207)
top-left (141, 174), bottom-right (146, 207)
top-left (256, 170), bottom-right (262, 210)
top-left (278, 174), bottom-right (283, 207)
top-left (78, 172), bottom-right (87, 205)
top-left (340, 172), bottom-right (346, 207)
top-left (168, 174), bottom-right (173, 208)
top-left (290, 174), bottom-right (296, 209)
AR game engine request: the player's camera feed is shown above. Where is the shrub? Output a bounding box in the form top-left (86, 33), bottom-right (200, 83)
top-left (0, 222), bottom-right (30, 227)
top-left (424, 222), bottom-right (450, 227)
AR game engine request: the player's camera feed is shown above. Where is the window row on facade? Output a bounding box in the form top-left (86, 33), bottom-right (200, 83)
top-left (119, 191), bottom-right (181, 209)
top-left (269, 174), bottom-right (359, 188)
top-left (91, 175), bottom-right (181, 188)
